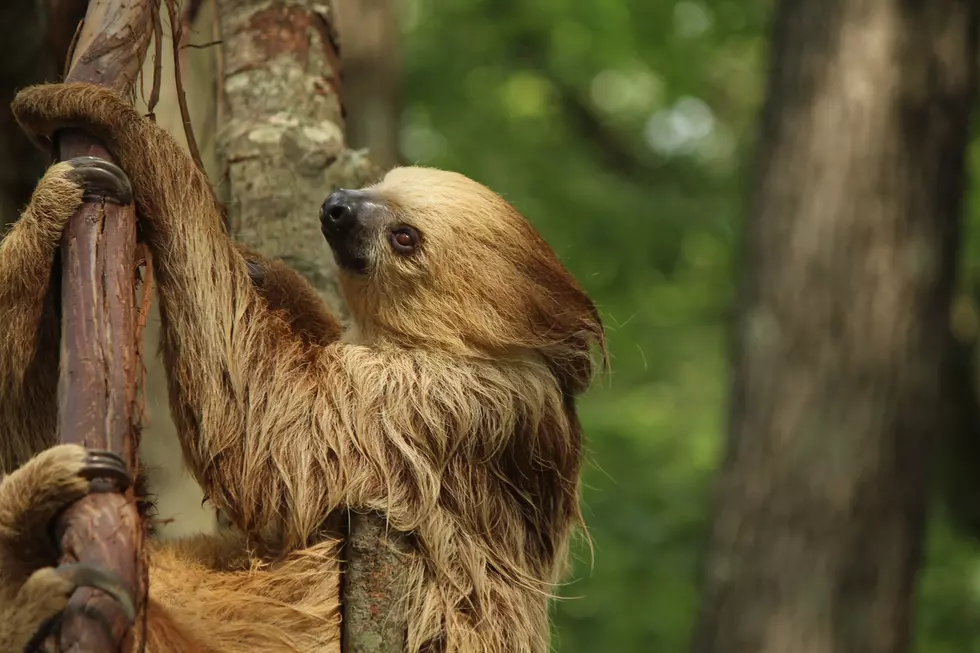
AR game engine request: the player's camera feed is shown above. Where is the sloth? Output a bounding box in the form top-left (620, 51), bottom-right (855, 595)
top-left (0, 82), bottom-right (605, 652)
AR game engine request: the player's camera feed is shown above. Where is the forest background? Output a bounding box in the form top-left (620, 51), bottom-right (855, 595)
top-left (3, 1), bottom-right (980, 651)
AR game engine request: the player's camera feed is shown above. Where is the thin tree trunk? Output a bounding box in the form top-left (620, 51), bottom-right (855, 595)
top-left (936, 324), bottom-right (980, 539)
top-left (212, 2), bottom-right (406, 651)
top-left (54, 1), bottom-right (153, 650)
top-left (692, 2), bottom-right (978, 653)
top-left (215, 0), bottom-right (374, 313)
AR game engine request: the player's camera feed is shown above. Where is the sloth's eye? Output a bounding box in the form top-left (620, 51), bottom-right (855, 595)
top-left (389, 226), bottom-right (420, 255)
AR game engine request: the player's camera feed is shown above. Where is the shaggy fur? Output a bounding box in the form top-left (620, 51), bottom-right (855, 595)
top-left (0, 156), bottom-right (344, 652)
top-left (0, 81), bottom-right (604, 652)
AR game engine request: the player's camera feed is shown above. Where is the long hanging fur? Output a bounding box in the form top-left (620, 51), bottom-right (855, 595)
top-left (0, 82), bottom-right (605, 652)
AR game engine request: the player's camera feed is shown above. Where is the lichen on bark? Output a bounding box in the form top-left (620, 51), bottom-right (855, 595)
top-left (216, 0), bottom-right (377, 319)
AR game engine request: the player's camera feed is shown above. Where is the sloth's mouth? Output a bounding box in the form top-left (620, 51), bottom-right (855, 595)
top-left (322, 226), bottom-right (370, 274)
top-left (328, 244), bottom-right (369, 274)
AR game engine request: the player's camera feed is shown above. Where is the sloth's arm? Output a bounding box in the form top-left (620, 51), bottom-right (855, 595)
top-left (0, 158), bottom-right (129, 470)
top-left (11, 84), bottom-right (386, 547)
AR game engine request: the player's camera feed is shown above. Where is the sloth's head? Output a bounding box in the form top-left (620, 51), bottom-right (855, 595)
top-left (320, 166), bottom-right (604, 394)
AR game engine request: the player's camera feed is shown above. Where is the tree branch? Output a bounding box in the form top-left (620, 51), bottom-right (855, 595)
top-left (53, 1), bottom-right (154, 651)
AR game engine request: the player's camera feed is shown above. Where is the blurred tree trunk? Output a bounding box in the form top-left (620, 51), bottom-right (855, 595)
top-left (936, 321), bottom-right (980, 538)
top-left (335, 0), bottom-right (402, 170)
top-left (213, 2), bottom-right (406, 651)
top-left (692, 1), bottom-right (978, 653)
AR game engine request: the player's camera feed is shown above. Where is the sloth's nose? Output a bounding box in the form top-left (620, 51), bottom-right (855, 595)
top-left (320, 189), bottom-right (363, 233)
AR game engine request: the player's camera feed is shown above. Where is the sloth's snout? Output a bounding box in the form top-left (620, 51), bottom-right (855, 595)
top-left (320, 188), bottom-right (374, 273)
top-left (320, 189), bottom-right (364, 234)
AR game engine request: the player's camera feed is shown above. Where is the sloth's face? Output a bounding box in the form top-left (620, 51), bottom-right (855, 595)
top-left (319, 166), bottom-right (547, 331)
top-left (319, 187), bottom-right (416, 275)
top-left (321, 167), bottom-right (603, 391)
top-left (320, 166), bottom-right (502, 280)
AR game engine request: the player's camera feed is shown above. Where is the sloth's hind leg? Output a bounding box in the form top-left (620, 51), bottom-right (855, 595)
top-left (0, 445), bottom-right (134, 651)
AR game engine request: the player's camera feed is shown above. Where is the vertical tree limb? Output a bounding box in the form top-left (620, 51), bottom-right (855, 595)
top-left (53, 1), bottom-right (154, 651)
top-left (214, 0), bottom-right (375, 309)
top-left (691, 1), bottom-right (978, 652)
top-left (342, 512), bottom-right (411, 652)
top-left (211, 2), bottom-right (403, 650)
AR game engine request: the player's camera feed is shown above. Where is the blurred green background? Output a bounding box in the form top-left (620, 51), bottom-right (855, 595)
top-left (393, 0), bottom-right (980, 650)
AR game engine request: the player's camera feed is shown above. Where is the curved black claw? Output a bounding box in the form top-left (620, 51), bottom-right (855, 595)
top-left (65, 156), bottom-right (133, 206)
top-left (245, 258), bottom-right (265, 285)
top-left (56, 563), bottom-right (136, 623)
top-left (80, 450), bottom-right (132, 491)
top-left (21, 564), bottom-right (135, 652)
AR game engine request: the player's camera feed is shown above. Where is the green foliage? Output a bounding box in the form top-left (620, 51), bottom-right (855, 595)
top-left (398, 0), bottom-right (980, 650)
top-left (916, 505), bottom-right (980, 653)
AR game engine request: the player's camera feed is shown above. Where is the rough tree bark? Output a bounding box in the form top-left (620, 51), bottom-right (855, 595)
top-left (212, 2), bottom-right (406, 651)
top-left (215, 0), bottom-right (374, 311)
top-left (53, 1), bottom-right (154, 650)
top-left (691, 2), bottom-right (978, 653)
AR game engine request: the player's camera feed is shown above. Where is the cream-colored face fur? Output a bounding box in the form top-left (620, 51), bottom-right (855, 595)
top-left (331, 166), bottom-right (604, 393)
top-left (329, 166), bottom-right (536, 310)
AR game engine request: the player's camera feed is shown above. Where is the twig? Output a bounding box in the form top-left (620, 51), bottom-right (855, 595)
top-left (211, 0), bottom-right (224, 135)
top-left (183, 39), bottom-right (222, 49)
top-left (165, 0), bottom-right (205, 172)
top-left (147, 2), bottom-right (164, 118)
top-left (63, 19), bottom-right (84, 78)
